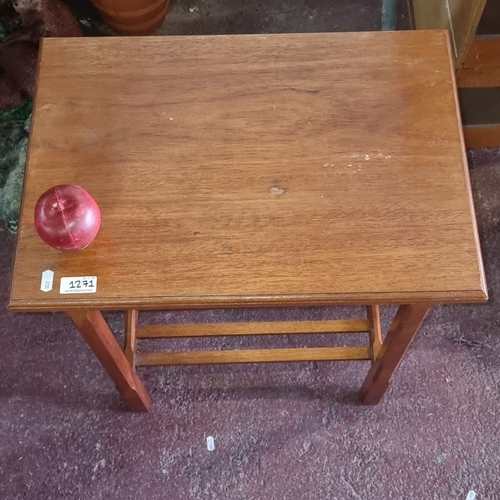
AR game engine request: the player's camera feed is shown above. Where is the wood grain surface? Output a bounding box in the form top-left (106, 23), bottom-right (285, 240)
top-left (368, 305), bottom-right (383, 361)
top-left (136, 319), bottom-right (371, 338)
top-left (464, 124), bottom-right (500, 148)
top-left (9, 32), bottom-right (486, 311)
top-left (124, 309), bottom-right (138, 365)
top-left (135, 346), bottom-right (372, 366)
top-left (457, 38), bottom-right (500, 87)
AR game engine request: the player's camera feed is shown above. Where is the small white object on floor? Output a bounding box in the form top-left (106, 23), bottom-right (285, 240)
top-left (466, 491), bottom-right (476, 500)
top-left (206, 436), bottom-right (215, 451)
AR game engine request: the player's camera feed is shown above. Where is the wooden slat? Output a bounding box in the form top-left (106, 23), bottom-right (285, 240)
top-left (367, 305), bottom-right (383, 361)
top-left (124, 310), bottom-right (138, 366)
top-left (136, 319), bottom-right (371, 339)
top-left (463, 124), bottom-right (500, 148)
top-left (136, 347), bottom-right (371, 366)
top-left (457, 38), bottom-right (500, 88)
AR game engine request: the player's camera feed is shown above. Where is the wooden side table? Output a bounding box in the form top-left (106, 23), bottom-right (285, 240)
top-left (9, 32), bottom-right (487, 411)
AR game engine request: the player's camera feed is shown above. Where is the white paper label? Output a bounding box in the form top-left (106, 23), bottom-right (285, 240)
top-left (206, 436), bottom-right (215, 451)
top-left (60, 276), bottom-right (97, 294)
top-left (40, 270), bottom-right (54, 292)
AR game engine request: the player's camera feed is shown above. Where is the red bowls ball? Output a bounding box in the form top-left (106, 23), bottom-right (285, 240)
top-left (34, 185), bottom-right (101, 251)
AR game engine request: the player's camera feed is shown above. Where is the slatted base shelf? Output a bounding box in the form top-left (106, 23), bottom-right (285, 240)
top-left (136, 347), bottom-right (372, 366)
top-left (124, 306), bottom-right (383, 368)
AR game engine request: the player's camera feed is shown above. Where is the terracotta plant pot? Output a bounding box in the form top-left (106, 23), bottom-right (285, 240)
top-left (91, 0), bottom-right (169, 35)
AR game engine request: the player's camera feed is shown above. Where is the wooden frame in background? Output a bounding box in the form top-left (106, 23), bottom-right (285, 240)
top-left (410, 0), bottom-right (500, 148)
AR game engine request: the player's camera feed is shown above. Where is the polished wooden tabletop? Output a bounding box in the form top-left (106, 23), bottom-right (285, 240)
top-left (9, 31), bottom-right (487, 312)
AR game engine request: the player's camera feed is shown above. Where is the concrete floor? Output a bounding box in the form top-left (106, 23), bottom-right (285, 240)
top-left (2, 1), bottom-right (500, 499)
top-left (153, 0), bottom-right (410, 35)
top-left (70, 0), bottom-right (410, 36)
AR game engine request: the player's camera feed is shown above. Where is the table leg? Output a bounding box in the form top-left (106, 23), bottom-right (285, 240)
top-left (360, 303), bottom-right (431, 405)
top-left (66, 310), bottom-right (150, 412)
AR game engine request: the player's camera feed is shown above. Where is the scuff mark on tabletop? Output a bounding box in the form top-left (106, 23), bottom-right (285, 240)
top-left (286, 87), bottom-right (320, 94)
top-left (269, 184), bottom-right (286, 197)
